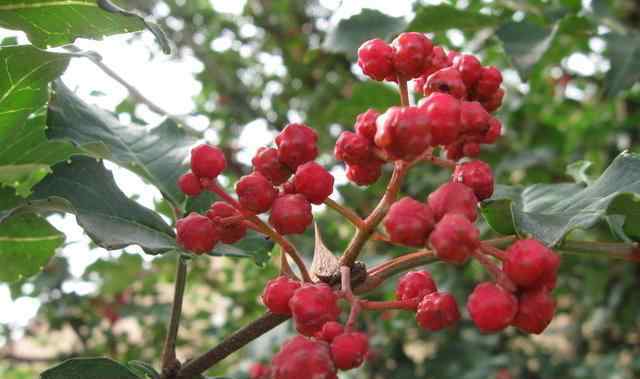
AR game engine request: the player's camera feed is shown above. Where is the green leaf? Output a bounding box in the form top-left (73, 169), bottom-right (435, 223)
top-left (603, 32), bottom-right (640, 97)
top-left (566, 160), bottom-right (594, 185)
top-left (47, 82), bottom-right (197, 207)
top-left (409, 5), bottom-right (500, 33)
top-left (323, 8), bottom-right (407, 55)
top-left (496, 20), bottom-right (557, 80)
top-left (0, 213), bottom-right (64, 283)
top-left (481, 152), bottom-right (640, 246)
top-left (208, 231), bottom-right (274, 266)
top-left (41, 357), bottom-right (140, 379)
top-left (126, 361), bottom-right (160, 379)
top-left (84, 254), bottom-right (143, 295)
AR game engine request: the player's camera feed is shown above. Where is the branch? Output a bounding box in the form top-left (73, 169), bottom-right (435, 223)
top-left (160, 256), bottom-right (188, 378)
top-left (356, 250), bottom-right (437, 294)
top-left (324, 198), bottom-right (365, 229)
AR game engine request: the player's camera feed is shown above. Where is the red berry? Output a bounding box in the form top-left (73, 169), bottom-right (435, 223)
top-left (427, 182), bottom-right (478, 221)
top-left (176, 213), bottom-right (218, 253)
top-left (346, 160), bottom-right (384, 186)
top-left (335, 131), bottom-right (373, 165)
top-left (474, 66), bottom-right (503, 99)
top-left (460, 101), bottom-right (490, 134)
top-left (271, 336), bottom-right (337, 379)
top-left (503, 239), bottom-right (559, 289)
top-left (289, 283), bottom-right (341, 336)
top-left (317, 321), bottom-right (345, 343)
top-left (275, 123), bottom-right (318, 170)
top-left (375, 106), bottom-right (431, 160)
top-left (269, 194), bottom-right (313, 235)
top-left (425, 67), bottom-right (467, 99)
top-left (330, 332), bottom-right (369, 370)
top-left (416, 292), bottom-right (461, 331)
top-left (452, 54), bottom-right (483, 87)
top-left (235, 172), bottom-right (277, 214)
top-left (293, 162), bottom-right (334, 204)
top-left (206, 201), bottom-right (247, 244)
top-left (452, 160), bottom-right (494, 200)
top-left (446, 50), bottom-right (461, 65)
top-left (249, 363), bottom-right (271, 379)
top-left (391, 32), bottom-right (433, 79)
top-left (383, 197), bottom-right (435, 247)
top-left (428, 213), bottom-right (479, 264)
top-left (177, 172), bottom-right (202, 196)
top-left (421, 45), bottom-right (449, 79)
top-left (496, 369), bottom-right (513, 379)
top-left (396, 271), bottom-right (437, 307)
top-left (261, 276), bottom-right (302, 315)
top-left (419, 93), bottom-right (461, 146)
top-left (354, 109), bottom-right (379, 141)
top-left (252, 147), bottom-right (291, 185)
top-left (540, 252), bottom-right (561, 290)
top-left (190, 144), bottom-right (226, 179)
top-left (512, 287), bottom-right (556, 334)
top-left (462, 142), bottom-right (481, 157)
top-left (481, 88), bottom-right (505, 113)
top-left (445, 142), bottom-right (464, 161)
top-left (357, 39), bottom-right (395, 81)
top-left (483, 117), bottom-right (502, 144)
top-left (467, 282), bottom-right (518, 333)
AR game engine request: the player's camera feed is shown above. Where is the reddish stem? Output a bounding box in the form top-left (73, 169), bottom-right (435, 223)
top-left (479, 242), bottom-right (507, 260)
top-left (471, 249), bottom-right (516, 292)
top-left (398, 76), bottom-right (410, 106)
top-left (324, 198), bottom-right (366, 230)
top-left (360, 299), bottom-right (416, 311)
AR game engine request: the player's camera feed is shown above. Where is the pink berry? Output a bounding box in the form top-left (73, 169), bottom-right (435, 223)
top-left (474, 66), bottom-right (503, 99)
top-left (512, 287), bottom-right (556, 334)
top-left (346, 160), bottom-right (384, 186)
top-left (396, 271), bottom-right (437, 307)
top-left (235, 172), bottom-right (277, 214)
top-left (453, 54), bottom-right (483, 87)
top-left (206, 201), bottom-right (247, 244)
top-left (416, 292), bottom-right (461, 331)
top-left (354, 109), bottom-right (379, 141)
top-left (375, 106), bottom-right (431, 160)
top-left (467, 282), bottom-right (518, 333)
top-left (269, 194), bottom-right (313, 235)
top-left (261, 276), bottom-right (302, 315)
top-left (335, 131), bottom-right (373, 165)
top-left (428, 213), bottom-right (479, 264)
top-left (252, 147), bottom-right (291, 185)
top-left (289, 283), bottom-right (341, 336)
top-left (427, 182), bottom-right (478, 221)
top-left (293, 162), bottom-right (334, 204)
top-left (383, 197), bottom-right (435, 247)
top-left (275, 123), bottom-right (318, 170)
top-left (330, 332), bottom-right (369, 370)
top-left (357, 39), bottom-right (395, 81)
top-left (249, 363), bottom-right (271, 379)
top-left (316, 321), bottom-right (345, 343)
top-left (447, 50), bottom-right (461, 65)
top-left (391, 32), bottom-right (433, 79)
top-left (271, 336), bottom-right (337, 379)
top-left (503, 239), bottom-right (559, 289)
top-left (425, 67), bottom-right (467, 99)
top-left (177, 172), bottom-right (202, 196)
top-left (190, 144), bottom-right (226, 179)
top-left (176, 213), bottom-right (218, 253)
top-left (419, 92), bottom-right (461, 146)
top-left (452, 160), bottom-right (494, 200)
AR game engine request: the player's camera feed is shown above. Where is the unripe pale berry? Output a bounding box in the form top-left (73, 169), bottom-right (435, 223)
top-left (375, 106), bottom-right (431, 160)
top-left (419, 92), bottom-right (462, 146)
top-left (427, 182), bottom-right (478, 222)
top-left (271, 336), bottom-right (337, 379)
top-left (293, 162), bottom-right (334, 204)
top-left (452, 160), bottom-right (495, 200)
top-left (178, 172), bottom-right (202, 197)
top-left (176, 213), bottom-right (218, 253)
top-left (190, 144), bottom-right (226, 179)
top-left (316, 321), bottom-right (345, 343)
top-left (383, 197), bottom-right (435, 247)
top-left (252, 147), bottom-right (291, 185)
top-left (346, 160), bottom-right (384, 186)
top-left (416, 292), bottom-right (461, 331)
top-left (396, 271), bottom-right (437, 307)
top-left (428, 213), bottom-right (479, 264)
top-left (330, 332), bottom-right (369, 370)
top-left (358, 39), bottom-right (395, 81)
top-left (235, 172), bottom-right (277, 214)
top-left (460, 101), bottom-right (490, 134)
top-left (289, 283), bottom-right (341, 336)
top-left (512, 287), bottom-right (556, 334)
top-left (503, 239), bottom-right (559, 289)
top-left (425, 67), bottom-right (467, 99)
top-left (452, 54), bottom-right (483, 87)
top-left (249, 363), bottom-right (271, 379)
top-left (275, 123), bottom-right (318, 170)
top-left (354, 109), bottom-right (379, 141)
top-left (261, 276), bottom-right (302, 315)
top-left (206, 201), bottom-right (247, 244)
top-left (474, 66), bottom-right (503, 99)
top-left (467, 282), bottom-right (518, 333)
top-left (269, 194), bottom-right (313, 235)
top-left (335, 131), bottom-right (373, 165)
top-left (391, 32), bottom-right (433, 79)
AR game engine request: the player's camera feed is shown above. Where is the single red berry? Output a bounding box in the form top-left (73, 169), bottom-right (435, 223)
top-left (236, 172), bottom-right (277, 214)
top-left (445, 142), bottom-right (464, 161)
top-left (383, 197), bottom-right (435, 247)
top-left (335, 131), bottom-right (373, 165)
top-left (289, 283), bottom-right (341, 336)
top-left (460, 101), bottom-right (490, 134)
top-left (420, 45), bottom-right (449, 80)
top-left (316, 321), bottom-right (345, 343)
top-left (375, 106), bottom-right (431, 160)
top-left (539, 252), bottom-right (561, 290)
top-left (293, 162), bottom-right (334, 204)
top-left (269, 194), bottom-right (313, 235)
top-left (358, 39), bottom-right (395, 81)
top-left (453, 54), bottom-right (483, 87)
top-left (190, 144), bottom-right (226, 179)
top-left (177, 172), bottom-right (202, 197)
top-left (425, 67), bottom-right (467, 99)
top-left (483, 117), bottom-right (502, 144)
top-left (275, 123), bottom-right (318, 170)
top-left (346, 160), bottom-right (384, 186)
top-left (206, 201), bottom-right (247, 244)
top-left (512, 287), bottom-right (556, 334)
top-left (462, 142), bottom-right (481, 157)
top-left (467, 282), bottom-right (518, 333)
top-left (252, 147), bottom-right (291, 185)
top-left (354, 109), bottom-right (379, 141)
top-left (416, 292), bottom-right (461, 331)
top-left (474, 66), bottom-right (503, 99)
top-left (452, 160), bottom-right (494, 200)
top-left (427, 182), bottom-right (478, 222)
top-left (496, 369), bottom-right (513, 379)
top-left (176, 213), bottom-right (218, 253)
top-left (391, 32), bottom-right (433, 79)
top-left (481, 87), bottom-right (505, 113)
top-left (249, 363), bottom-right (271, 379)
top-left (503, 239), bottom-right (559, 289)
top-left (446, 50), bottom-right (461, 65)
top-left (330, 332), bottom-right (369, 370)
top-left (419, 92), bottom-right (461, 146)
top-left (396, 271), bottom-right (437, 307)
top-left (261, 276), bottom-right (302, 315)
top-left (428, 213), bottom-right (479, 264)
top-left (271, 336), bottom-right (337, 379)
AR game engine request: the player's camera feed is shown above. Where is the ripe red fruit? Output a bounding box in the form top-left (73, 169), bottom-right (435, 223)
top-left (346, 160), bottom-right (384, 186)
top-left (481, 88), bottom-right (505, 113)
top-left (374, 106), bottom-right (431, 160)
top-left (447, 50), bottom-right (461, 65)
top-left (427, 182), bottom-right (478, 222)
top-left (396, 271), bottom-right (437, 306)
top-left (206, 201), bottom-right (246, 244)
top-left (460, 101), bottom-right (490, 134)
top-left (512, 288), bottom-right (556, 334)
top-left (445, 142), bottom-right (464, 161)
top-left (383, 197), bottom-right (435, 247)
top-left (176, 213), bottom-right (218, 253)
top-left (358, 39), bottom-right (394, 81)
top-left (503, 239), bottom-right (559, 289)
top-left (235, 172), bottom-right (277, 214)
top-left (335, 131), bottom-right (373, 165)
top-left (467, 282), bottom-right (518, 333)
top-left (316, 321), bottom-right (345, 343)
top-left (252, 147), bottom-right (291, 185)
top-left (391, 32), bottom-right (433, 79)
top-left (419, 92), bottom-right (461, 146)
top-left (474, 66), bottom-right (503, 99)
top-left (289, 283), bottom-right (341, 336)
top-left (261, 276), bottom-right (302, 315)
top-left (483, 117), bottom-right (502, 144)
top-left (425, 67), bottom-right (467, 99)
top-left (421, 45), bottom-right (449, 79)
top-left (293, 162), bottom-right (334, 204)
top-left (428, 213), bottom-right (479, 264)
top-left (249, 363), bottom-right (271, 379)
top-left (330, 332), bottom-right (369, 370)
top-left (452, 160), bottom-right (495, 200)
top-left (271, 336), bottom-right (337, 379)
top-left (354, 109), bottom-right (379, 141)
top-left (462, 142), bottom-right (481, 157)
top-left (275, 123), bottom-right (318, 170)
top-left (453, 54), bottom-right (483, 87)
top-left (416, 292), bottom-right (461, 331)
top-left (177, 172), bottom-right (202, 196)
top-left (269, 194), bottom-right (313, 235)
top-left (190, 144), bottom-right (226, 179)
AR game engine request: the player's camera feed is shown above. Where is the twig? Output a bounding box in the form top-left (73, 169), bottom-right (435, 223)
top-left (398, 76), bottom-right (410, 106)
top-left (324, 198), bottom-right (365, 229)
top-left (160, 256), bottom-right (188, 377)
top-left (356, 250), bottom-right (437, 294)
